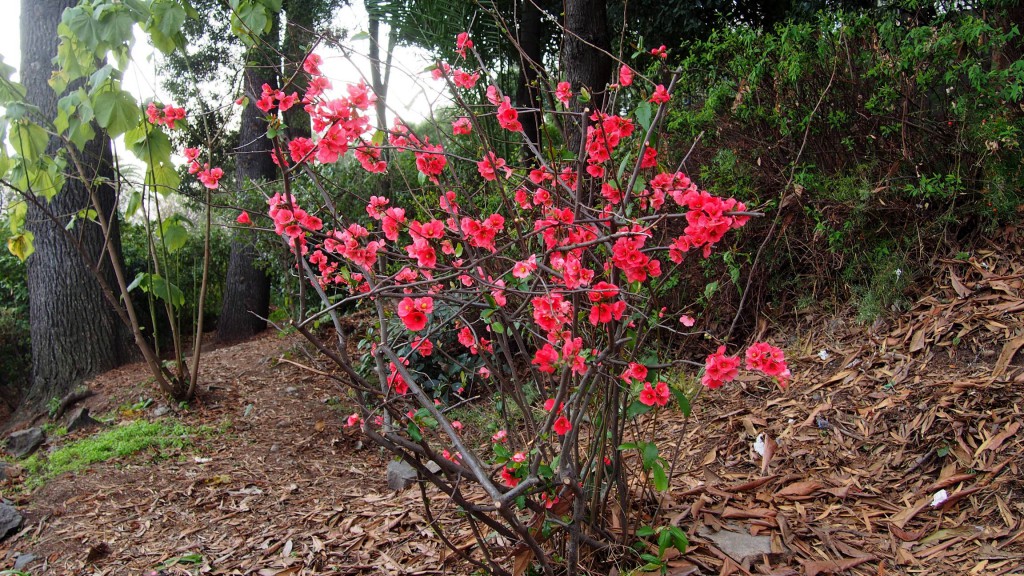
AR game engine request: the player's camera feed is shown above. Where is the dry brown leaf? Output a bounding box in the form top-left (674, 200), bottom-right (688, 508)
top-left (950, 270), bottom-right (973, 298)
top-left (776, 480), bottom-right (824, 500)
top-left (991, 334), bottom-right (1024, 381)
top-left (800, 555), bottom-right (875, 576)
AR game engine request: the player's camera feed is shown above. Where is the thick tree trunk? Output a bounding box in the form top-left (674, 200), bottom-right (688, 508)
top-left (516, 0), bottom-right (544, 156)
top-left (217, 50), bottom-right (277, 343)
top-left (562, 0), bottom-right (612, 204)
top-left (283, 0), bottom-right (314, 140)
top-left (20, 0), bottom-right (134, 409)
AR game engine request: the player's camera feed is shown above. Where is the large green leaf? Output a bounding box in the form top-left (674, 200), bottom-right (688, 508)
top-left (10, 121), bottom-right (50, 162)
top-left (93, 88), bottom-right (140, 137)
top-left (157, 217), bottom-right (189, 254)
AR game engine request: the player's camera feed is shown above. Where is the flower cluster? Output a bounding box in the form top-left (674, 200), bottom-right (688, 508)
top-left (146, 102), bottom-right (186, 129)
top-left (183, 147), bottom-right (223, 190)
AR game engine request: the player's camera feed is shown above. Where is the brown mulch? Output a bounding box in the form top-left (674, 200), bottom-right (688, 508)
top-left (1, 231), bottom-right (1022, 575)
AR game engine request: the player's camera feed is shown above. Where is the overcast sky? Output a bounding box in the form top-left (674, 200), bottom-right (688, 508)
top-left (0, 2), bottom-right (440, 124)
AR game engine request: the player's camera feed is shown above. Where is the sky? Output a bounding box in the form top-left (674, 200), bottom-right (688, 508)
top-left (0, 1), bottom-right (441, 133)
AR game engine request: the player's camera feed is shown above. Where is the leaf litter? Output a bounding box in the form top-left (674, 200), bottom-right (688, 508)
top-left (0, 228), bottom-right (1022, 574)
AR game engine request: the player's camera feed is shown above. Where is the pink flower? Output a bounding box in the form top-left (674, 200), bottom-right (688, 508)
top-left (619, 65), bottom-right (633, 87)
top-left (452, 117), bottom-right (472, 135)
top-left (345, 413), bottom-right (361, 427)
top-left (492, 429), bottom-right (507, 442)
top-left (455, 32), bottom-right (474, 58)
top-left (650, 45), bottom-right (667, 59)
top-left (477, 152), bottom-right (511, 181)
top-left (702, 345), bottom-right (740, 389)
top-left (236, 211), bottom-right (252, 225)
top-left (555, 81), bottom-right (572, 106)
top-left (649, 84), bottom-right (671, 104)
top-left (303, 53), bottom-right (323, 75)
top-left (197, 166), bottom-right (224, 189)
top-left (512, 255), bottom-right (537, 279)
top-left (679, 315), bottom-right (695, 327)
top-left (745, 342), bottom-right (790, 386)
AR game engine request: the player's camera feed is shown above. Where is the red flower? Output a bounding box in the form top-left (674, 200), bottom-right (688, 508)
top-left (236, 211), bottom-right (252, 225)
top-left (553, 416), bottom-right (572, 435)
top-left (532, 344), bottom-right (559, 374)
top-left (452, 117), bottom-right (472, 135)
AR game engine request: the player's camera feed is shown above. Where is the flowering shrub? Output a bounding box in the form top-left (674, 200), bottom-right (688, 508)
top-left (220, 33), bottom-right (790, 575)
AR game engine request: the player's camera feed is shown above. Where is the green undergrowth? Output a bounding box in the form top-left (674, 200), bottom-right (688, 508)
top-left (15, 419), bottom-right (200, 492)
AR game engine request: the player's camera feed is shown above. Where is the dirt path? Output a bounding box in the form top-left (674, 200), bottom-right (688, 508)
top-left (1, 246), bottom-right (1023, 575)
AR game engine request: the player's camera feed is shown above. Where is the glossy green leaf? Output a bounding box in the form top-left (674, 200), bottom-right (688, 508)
top-left (157, 217), bottom-right (189, 253)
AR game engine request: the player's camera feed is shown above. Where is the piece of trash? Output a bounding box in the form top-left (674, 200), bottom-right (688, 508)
top-left (194, 457), bottom-right (212, 464)
top-left (818, 349), bottom-right (830, 360)
top-left (753, 433), bottom-right (766, 457)
top-left (931, 489), bottom-right (949, 508)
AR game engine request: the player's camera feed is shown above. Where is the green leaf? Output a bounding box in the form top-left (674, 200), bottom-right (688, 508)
top-left (491, 321), bottom-right (505, 334)
top-left (126, 271), bottom-right (146, 293)
top-left (652, 461), bottom-right (669, 491)
top-left (641, 442), bottom-right (659, 469)
top-left (671, 388), bottom-right (691, 417)
top-left (93, 89), bottom-right (140, 137)
top-left (704, 281), bottom-right (719, 301)
top-left (371, 129), bottom-right (385, 146)
top-left (635, 101), bottom-right (653, 132)
top-left (669, 526), bottom-right (689, 553)
top-left (351, 31), bottom-right (370, 42)
top-left (149, 275), bottom-right (185, 307)
top-left (407, 422), bottom-right (422, 442)
top-left (157, 218), bottom-right (189, 253)
top-left (636, 525), bottom-right (656, 537)
top-left (124, 190), bottom-right (143, 218)
top-left (10, 121), bottom-right (50, 162)
top-left (578, 86), bottom-right (591, 103)
top-left (6, 231), bottom-right (34, 261)
top-left (492, 443), bottom-right (510, 460)
top-left (626, 400), bottom-right (651, 420)
top-left (658, 527), bottom-right (673, 557)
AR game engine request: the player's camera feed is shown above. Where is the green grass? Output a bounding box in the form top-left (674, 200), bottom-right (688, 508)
top-left (18, 419), bottom-right (196, 491)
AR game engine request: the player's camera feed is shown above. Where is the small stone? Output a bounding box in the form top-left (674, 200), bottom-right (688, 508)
top-left (386, 459), bottom-right (418, 491)
top-left (153, 405), bottom-right (170, 417)
top-left (285, 386), bottom-right (298, 395)
top-left (0, 462), bottom-right (8, 481)
top-left (65, 407), bottom-right (101, 432)
top-left (13, 553), bottom-right (35, 570)
top-left (0, 502), bottom-right (22, 540)
top-left (6, 428), bottom-right (44, 458)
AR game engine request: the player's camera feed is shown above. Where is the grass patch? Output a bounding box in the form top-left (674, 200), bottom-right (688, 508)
top-left (18, 419), bottom-right (196, 491)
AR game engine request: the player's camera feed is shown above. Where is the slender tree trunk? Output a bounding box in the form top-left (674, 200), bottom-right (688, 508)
top-left (19, 0), bottom-right (134, 409)
top-left (217, 42), bottom-right (278, 343)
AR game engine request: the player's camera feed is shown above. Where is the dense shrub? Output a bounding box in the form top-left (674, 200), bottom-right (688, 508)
top-left (666, 1), bottom-right (1023, 320)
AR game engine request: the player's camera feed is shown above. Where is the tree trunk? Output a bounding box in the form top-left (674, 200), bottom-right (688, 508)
top-left (516, 0), bottom-right (543, 156)
top-left (20, 0), bottom-right (134, 409)
top-left (283, 0), bottom-right (314, 140)
top-left (216, 50), bottom-right (277, 343)
top-left (562, 0), bottom-right (612, 204)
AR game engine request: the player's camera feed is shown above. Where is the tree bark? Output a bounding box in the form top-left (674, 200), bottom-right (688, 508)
top-left (562, 0), bottom-right (612, 204)
top-left (516, 0), bottom-right (543, 157)
top-left (20, 0), bottom-right (134, 409)
top-left (216, 50), bottom-right (277, 343)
